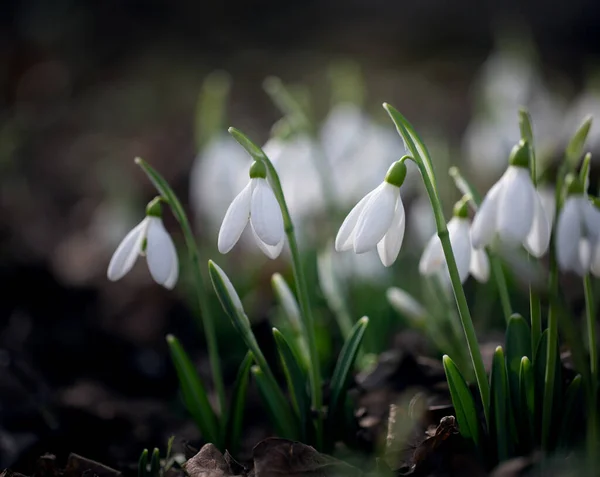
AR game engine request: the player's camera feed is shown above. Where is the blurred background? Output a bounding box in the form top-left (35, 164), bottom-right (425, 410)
top-left (2, 0), bottom-right (600, 472)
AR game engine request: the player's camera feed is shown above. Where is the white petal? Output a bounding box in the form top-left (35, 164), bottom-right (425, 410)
top-left (591, 239), bottom-right (600, 277)
top-left (354, 182), bottom-right (398, 254)
top-left (250, 178), bottom-right (284, 247)
top-left (556, 197), bottom-right (583, 273)
top-left (419, 233), bottom-right (444, 276)
top-left (335, 188), bottom-right (377, 252)
top-left (523, 190), bottom-right (551, 257)
top-left (582, 198), bottom-right (600, 242)
top-left (107, 218), bottom-right (147, 282)
top-left (377, 196), bottom-right (406, 266)
top-left (471, 175), bottom-right (503, 248)
top-left (469, 248), bottom-right (490, 283)
top-left (448, 217), bottom-right (472, 283)
top-left (251, 227), bottom-right (284, 259)
top-left (146, 217), bottom-right (179, 289)
top-left (579, 238), bottom-right (592, 275)
top-left (218, 182), bottom-right (252, 254)
top-left (497, 166), bottom-right (535, 245)
top-left (386, 287), bottom-right (426, 321)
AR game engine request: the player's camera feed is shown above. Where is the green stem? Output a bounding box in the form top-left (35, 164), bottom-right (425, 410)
top-left (415, 158), bottom-right (490, 428)
top-left (585, 274), bottom-right (598, 455)
top-left (490, 257), bottom-right (512, 323)
top-left (530, 291), bottom-right (542, 357)
top-left (228, 128), bottom-right (323, 449)
top-left (134, 158), bottom-right (227, 416)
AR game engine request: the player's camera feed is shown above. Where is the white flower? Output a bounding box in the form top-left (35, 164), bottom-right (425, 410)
top-left (557, 195), bottom-right (600, 276)
top-left (335, 161), bottom-right (407, 267)
top-left (218, 166), bottom-right (285, 259)
top-left (471, 164), bottom-right (550, 257)
top-left (419, 216), bottom-right (490, 285)
top-left (107, 215), bottom-right (179, 289)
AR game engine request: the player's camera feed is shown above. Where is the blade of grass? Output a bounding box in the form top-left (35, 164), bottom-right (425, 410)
top-left (519, 357), bottom-right (535, 451)
top-left (559, 374), bottom-right (583, 450)
top-left (150, 448), bottom-right (160, 477)
top-left (490, 346), bottom-right (514, 462)
top-left (505, 314), bottom-right (532, 420)
top-left (138, 449), bottom-right (149, 477)
top-left (442, 355), bottom-right (480, 447)
top-left (166, 334), bottom-right (219, 445)
top-left (224, 351), bottom-right (253, 454)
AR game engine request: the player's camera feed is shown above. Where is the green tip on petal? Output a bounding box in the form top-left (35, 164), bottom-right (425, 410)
top-left (249, 160), bottom-right (267, 179)
top-left (453, 196), bottom-right (470, 218)
top-left (565, 173), bottom-right (585, 196)
top-left (384, 159), bottom-right (408, 187)
top-left (508, 140), bottom-right (530, 168)
top-left (145, 196), bottom-right (163, 217)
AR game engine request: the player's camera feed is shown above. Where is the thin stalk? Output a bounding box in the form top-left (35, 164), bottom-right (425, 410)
top-left (585, 274), bottom-right (598, 456)
top-left (530, 297), bottom-right (542, 358)
top-left (228, 127), bottom-right (323, 448)
top-left (134, 158), bottom-right (227, 416)
top-left (415, 158), bottom-right (490, 427)
top-left (449, 166), bottom-right (512, 321)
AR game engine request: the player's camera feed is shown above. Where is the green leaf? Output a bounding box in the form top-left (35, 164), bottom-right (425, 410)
top-left (138, 449), bottom-right (149, 477)
top-left (442, 355), bottom-right (480, 446)
top-left (224, 351), bottom-right (253, 454)
top-left (490, 346), bottom-right (512, 462)
top-left (208, 260), bottom-right (298, 440)
top-left (383, 103), bottom-right (435, 183)
top-left (448, 166), bottom-right (483, 208)
top-left (505, 314), bottom-right (532, 417)
top-left (166, 334), bottom-right (219, 445)
top-left (273, 328), bottom-right (310, 434)
top-left (518, 108), bottom-right (534, 146)
top-left (579, 152), bottom-right (592, 190)
top-left (195, 71), bottom-right (232, 149)
top-left (150, 448), bottom-right (160, 477)
top-left (251, 365), bottom-right (299, 439)
top-left (326, 317), bottom-right (369, 433)
top-left (518, 356), bottom-right (535, 451)
top-left (558, 374), bottom-right (583, 449)
top-left (228, 127), bottom-right (268, 163)
top-left (566, 115), bottom-right (593, 168)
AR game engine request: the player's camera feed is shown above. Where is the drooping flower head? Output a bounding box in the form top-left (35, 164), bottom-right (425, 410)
top-left (218, 160), bottom-right (285, 259)
top-left (419, 197), bottom-right (489, 285)
top-left (335, 158), bottom-right (408, 267)
top-left (470, 140), bottom-right (550, 257)
top-left (107, 197), bottom-right (179, 289)
top-left (557, 174), bottom-right (600, 276)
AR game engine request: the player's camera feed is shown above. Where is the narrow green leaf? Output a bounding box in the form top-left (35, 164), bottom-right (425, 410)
top-left (208, 260), bottom-right (298, 439)
top-left (273, 328), bottom-right (309, 428)
top-left (448, 166), bottom-right (483, 208)
top-left (559, 374), bottom-right (583, 449)
top-left (251, 365), bottom-right (299, 439)
top-left (579, 152), bottom-right (592, 190)
top-left (138, 449), bottom-right (149, 477)
top-left (518, 108), bottom-right (534, 146)
top-left (224, 351), bottom-right (253, 454)
top-left (566, 115), bottom-right (593, 167)
top-left (228, 127), bottom-right (268, 163)
top-left (505, 314), bottom-right (532, 416)
top-left (490, 346), bottom-right (512, 462)
top-left (442, 355), bottom-right (480, 446)
top-left (327, 317), bottom-right (369, 432)
top-left (150, 448), bottom-right (160, 477)
top-left (195, 71), bottom-right (232, 149)
top-left (163, 436), bottom-right (175, 472)
top-left (166, 334), bottom-right (219, 445)
top-left (518, 356), bottom-right (535, 452)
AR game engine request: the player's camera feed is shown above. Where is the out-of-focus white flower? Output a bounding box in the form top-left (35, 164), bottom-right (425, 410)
top-left (471, 142), bottom-right (550, 257)
top-left (107, 200), bottom-right (178, 289)
top-left (538, 185), bottom-right (557, 229)
top-left (557, 190), bottom-right (600, 276)
top-left (218, 161), bottom-right (284, 259)
top-left (386, 287), bottom-right (426, 322)
top-left (419, 210), bottom-right (489, 285)
top-left (335, 160), bottom-right (407, 267)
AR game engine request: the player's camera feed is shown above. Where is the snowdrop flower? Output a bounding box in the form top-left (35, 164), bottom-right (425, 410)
top-left (471, 140), bottom-right (550, 257)
top-left (107, 198), bottom-right (179, 289)
top-left (419, 200), bottom-right (490, 285)
top-left (335, 159), bottom-right (407, 267)
top-left (557, 177), bottom-right (600, 276)
top-left (218, 161), bottom-right (285, 259)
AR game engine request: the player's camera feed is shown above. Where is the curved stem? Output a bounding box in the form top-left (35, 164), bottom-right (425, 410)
top-left (415, 159), bottom-right (490, 427)
top-left (135, 158), bottom-right (227, 416)
top-left (228, 128), bottom-right (323, 448)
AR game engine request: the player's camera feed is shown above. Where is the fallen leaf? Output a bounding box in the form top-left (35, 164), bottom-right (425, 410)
top-left (183, 444), bottom-right (243, 477)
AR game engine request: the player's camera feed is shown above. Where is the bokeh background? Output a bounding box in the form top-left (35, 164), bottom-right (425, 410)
top-left (2, 0), bottom-right (600, 472)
